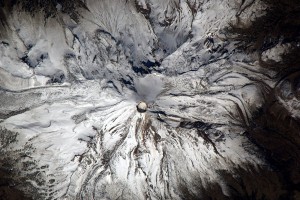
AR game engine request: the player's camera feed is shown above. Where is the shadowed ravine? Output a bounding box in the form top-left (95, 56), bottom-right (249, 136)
top-left (0, 0), bottom-right (300, 199)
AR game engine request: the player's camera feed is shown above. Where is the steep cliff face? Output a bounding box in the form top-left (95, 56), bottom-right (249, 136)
top-left (0, 0), bottom-right (299, 199)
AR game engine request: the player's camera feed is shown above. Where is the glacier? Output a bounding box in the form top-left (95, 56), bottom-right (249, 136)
top-left (0, 0), bottom-right (299, 199)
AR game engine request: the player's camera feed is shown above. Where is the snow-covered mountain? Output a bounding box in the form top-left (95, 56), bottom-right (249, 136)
top-left (0, 0), bottom-right (299, 199)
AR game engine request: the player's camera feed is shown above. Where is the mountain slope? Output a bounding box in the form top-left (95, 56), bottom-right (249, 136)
top-left (0, 0), bottom-right (299, 199)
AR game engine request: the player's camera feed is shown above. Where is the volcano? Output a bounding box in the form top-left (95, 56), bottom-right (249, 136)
top-left (0, 0), bottom-right (300, 199)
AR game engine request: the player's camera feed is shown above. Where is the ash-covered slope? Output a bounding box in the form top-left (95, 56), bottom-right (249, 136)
top-left (0, 0), bottom-right (299, 199)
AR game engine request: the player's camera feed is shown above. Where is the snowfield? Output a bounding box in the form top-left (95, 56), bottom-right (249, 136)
top-left (0, 0), bottom-right (296, 199)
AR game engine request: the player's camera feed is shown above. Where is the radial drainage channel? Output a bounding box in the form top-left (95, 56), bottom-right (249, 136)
top-left (137, 101), bottom-right (147, 113)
